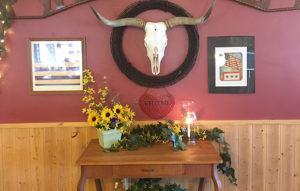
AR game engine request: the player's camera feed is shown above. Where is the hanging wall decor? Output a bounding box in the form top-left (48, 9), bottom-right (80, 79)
top-left (0, 0), bottom-right (93, 62)
top-left (233, 0), bottom-right (300, 12)
top-left (28, 38), bottom-right (86, 94)
top-left (90, 0), bottom-right (216, 88)
top-left (208, 36), bottom-right (255, 94)
top-left (139, 89), bottom-right (175, 119)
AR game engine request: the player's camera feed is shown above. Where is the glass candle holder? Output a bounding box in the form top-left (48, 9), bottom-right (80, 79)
top-left (181, 101), bottom-right (197, 144)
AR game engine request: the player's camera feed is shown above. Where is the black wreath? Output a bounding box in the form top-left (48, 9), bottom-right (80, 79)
top-left (111, 0), bottom-right (199, 88)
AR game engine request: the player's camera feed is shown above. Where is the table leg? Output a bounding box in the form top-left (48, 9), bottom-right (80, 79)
top-left (212, 164), bottom-right (222, 191)
top-left (198, 178), bottom-right (205, 191)
top-left (95, 179), bottom-right (102, 191)
top-left (77, 166), bottom-right (87, 191)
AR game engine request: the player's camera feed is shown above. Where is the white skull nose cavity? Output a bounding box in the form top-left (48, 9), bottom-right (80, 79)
top-left (154, 47), bottom-right (158, 55)
top-left (152, 47), bottom-right (159, 75)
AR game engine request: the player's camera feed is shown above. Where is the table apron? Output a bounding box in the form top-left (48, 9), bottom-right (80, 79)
top-left (85, 164), bottom-right (213, 178)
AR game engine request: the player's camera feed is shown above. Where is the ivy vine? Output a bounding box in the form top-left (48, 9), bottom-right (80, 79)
top-left (106, 119), bottom-right (237, 187)
top-left (106, 120), bottom-right (186, 152)
top-left (194, 127), bottom-right (237, 185)
top-left (127, 178), bottom-right (187, 191)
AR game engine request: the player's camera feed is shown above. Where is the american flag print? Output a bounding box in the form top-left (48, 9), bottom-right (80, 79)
top-left (220, 53), bottom-right (243, 81)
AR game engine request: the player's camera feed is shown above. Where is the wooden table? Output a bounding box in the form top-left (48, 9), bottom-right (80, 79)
top-left (77, 139), bottom-right (222, 191)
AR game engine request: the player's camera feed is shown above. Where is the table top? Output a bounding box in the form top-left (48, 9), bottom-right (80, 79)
top-left (77, 139), bottom-right (222, 166)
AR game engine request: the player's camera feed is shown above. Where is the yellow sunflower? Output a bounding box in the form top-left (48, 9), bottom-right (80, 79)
top-left (113, 104), bottom-right (124, 115)
top-left (173, 124), bottom-right (181, 134)
top-left (130, 111), bottom-right (135, 118)
top-left (124, 107), bottom-right (131, 113)
top-left (124, 107), bottom-right (135, 118)
top-left (101, 108), bottom-right (114, 122)
top-left (87, 111), bottom-right (100, 126)
top-left (124, 116), bottom-right (129, 122)
top-left (117, 114), bottom-right (125, 123)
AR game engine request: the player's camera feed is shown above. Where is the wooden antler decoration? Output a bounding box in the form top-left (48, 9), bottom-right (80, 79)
top-left (10, 0), bottom-right (95, 20)
top-left (0, 0), bottom-right (94, 61)
top-left (233, 0), bottom-right (300, 12)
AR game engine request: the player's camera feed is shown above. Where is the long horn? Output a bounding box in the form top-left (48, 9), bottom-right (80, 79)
top-left (164, 0), bottom-right (216, 28)
top-left (89, 4), bottom-right (146, 29)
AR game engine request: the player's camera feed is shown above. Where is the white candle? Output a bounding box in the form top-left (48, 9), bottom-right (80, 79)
top-left (187, 123), bottom-right (191, 138)
top-left (186, 116), bottom-right (193, 138)
top-left (184, 111), bottom-right (196, 142)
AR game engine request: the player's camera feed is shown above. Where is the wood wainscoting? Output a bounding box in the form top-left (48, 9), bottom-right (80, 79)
top-left (0, 120), bottom-right (299, 191)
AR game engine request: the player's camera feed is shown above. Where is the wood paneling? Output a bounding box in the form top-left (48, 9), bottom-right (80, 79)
top-left (251, 125), bottom-right (266, 191)
top-left (295, 125), bottom-right (300, 191)
top-left (29, 128), bottom-right (45, 191)
top-left (280, 124), bottom-right (295, 191)
top-left (16, 129), bottom-right (31, 191)
top-left (238, 124), bottom-right (252, 191)
top-left (71, 127), bottom-right (87, 191)
top-left (44, 127), bottom-right (58, 191)
top-left (0, 129), bottom-right (3, 191)
top-left (0, 120), bottom-right (300, 191)
top-left (265, 124), bottom-right (280, 191)
top-left (223, 125), bottom-right (238, 191)
top-left (2, 128), bottom-right (17, 191)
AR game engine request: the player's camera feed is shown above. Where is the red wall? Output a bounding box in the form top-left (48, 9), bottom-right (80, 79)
top-left (1, 0), bottom-right (300, 123)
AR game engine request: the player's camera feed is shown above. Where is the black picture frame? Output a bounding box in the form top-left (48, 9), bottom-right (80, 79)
top-left (208, 36), bottom-right (255, 93)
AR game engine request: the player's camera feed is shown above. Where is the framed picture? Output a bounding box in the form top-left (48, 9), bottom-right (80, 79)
top-left (208, 36), bottom-right (255, 93)
top-left (29, 38), bottom-right (86, 94)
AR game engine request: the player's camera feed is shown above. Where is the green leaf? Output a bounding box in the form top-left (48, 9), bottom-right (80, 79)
top-left (106, 120), bottom-right (237, 186)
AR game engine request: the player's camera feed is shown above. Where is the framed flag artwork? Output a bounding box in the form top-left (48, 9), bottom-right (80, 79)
top-left (208, 36), bottom-right (255, 93)
top-left (28, 38), bottom-right (86, 94)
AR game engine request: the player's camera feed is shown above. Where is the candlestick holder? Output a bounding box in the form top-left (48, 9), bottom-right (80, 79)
top-left (181, 101), bottom-right (197, 145)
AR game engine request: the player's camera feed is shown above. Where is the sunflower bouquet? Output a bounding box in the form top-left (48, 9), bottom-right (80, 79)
top-left (82, 69), bottom-right (135, 133)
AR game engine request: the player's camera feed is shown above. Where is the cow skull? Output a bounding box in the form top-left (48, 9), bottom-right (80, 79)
top-left (90, 0), bottom-right (215, 75)
top-left (144, 22), bottom-right (167, 75)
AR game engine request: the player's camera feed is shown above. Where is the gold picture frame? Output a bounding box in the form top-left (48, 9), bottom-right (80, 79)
top-left (28, 38), bottom-right (86, 94)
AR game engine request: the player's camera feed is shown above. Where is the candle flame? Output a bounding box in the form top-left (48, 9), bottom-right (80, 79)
top-left (185, 112), bottom-right (196, 125)
top-left (185, 117), bottom-right (193, 124)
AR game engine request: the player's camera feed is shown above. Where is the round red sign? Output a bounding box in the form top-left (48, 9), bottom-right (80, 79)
top-left (139, 90), bottom-right (175, 119)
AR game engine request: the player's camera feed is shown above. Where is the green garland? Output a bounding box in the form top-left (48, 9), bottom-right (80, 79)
top-left (194, 127), bottom-right (237, 185)
top-left (106, 119), bottom-right (237, 186)
top-left (0, 0), bottom-right (17, 61)
top-left (127, 178), bottom-right (187, 191)
top-left (106, 120), bottom-right (186, 152)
